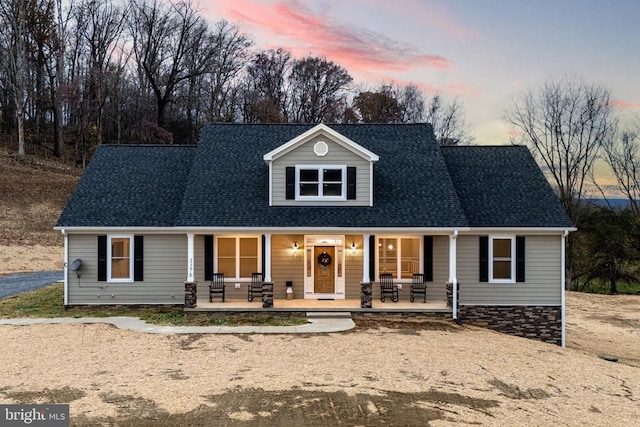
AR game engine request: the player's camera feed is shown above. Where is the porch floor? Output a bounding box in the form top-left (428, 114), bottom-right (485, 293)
top-left (186, 298), bottom-right (449, 313)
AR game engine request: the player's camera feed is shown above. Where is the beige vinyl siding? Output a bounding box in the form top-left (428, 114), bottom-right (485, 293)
top-left (67, 234), bottom-right (186, 305)
top-left (272, 135), bottom-right (371, 206)
top-left (344, 235), bottom-right (363, 299)
top-left (430, 235), bottom-right (449, 301)
top-left (456, 234), bottom-right (562, 305)
top-left (271, 235), bottom-right (305, 299)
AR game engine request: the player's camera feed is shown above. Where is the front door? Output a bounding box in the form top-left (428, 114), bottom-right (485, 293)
top-left (314, 246), bottom-right (335, 294)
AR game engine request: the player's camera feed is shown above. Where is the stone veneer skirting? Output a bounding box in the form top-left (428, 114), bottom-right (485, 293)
top-left (458, 305), bottom-right (562, 345)
top-left (184, 282), bottom-right (197, 308)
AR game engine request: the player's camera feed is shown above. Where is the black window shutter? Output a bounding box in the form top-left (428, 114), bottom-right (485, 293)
top-left (369, 235), bottom-right (376, 282)
top-left (424, 236), bottom-right (433, 282)
top-left (285, 167), bottom-right (295, 199)
top-left (479, 236), bottom-right (489, 282)
top-left (516, 236), bottom-right (525, 282)
top-left (204, 235), bottom-right (213, 281)
top-left (347, 167), bottom-right (356, 200)
top-left (98, 235), bottom-right (107, 281)
top-left (134, 235), bottom-right (144, 281)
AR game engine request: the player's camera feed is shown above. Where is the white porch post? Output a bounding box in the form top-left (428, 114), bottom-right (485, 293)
top-left (449, 230), bottom-right (458, 319)
top-left (264, 234), bottom-right (272, 282)
top-left (62, 229), bottom-right (68, 306)
top-left (363, 234), bottom-right (370, 282)
top-left (187, 233), bottom-right (195, 282)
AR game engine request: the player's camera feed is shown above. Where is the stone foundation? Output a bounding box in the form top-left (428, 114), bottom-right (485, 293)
top-left (184, 282), bottom-right (197, 308)
top-left (352, 312), bottom-right (451, 321)
top-left (360, 282), bottom-right (373, 308)
top-left (262, 283), bottom-right (274, 308)
top-left (458, 305), bottom-right (562, 345)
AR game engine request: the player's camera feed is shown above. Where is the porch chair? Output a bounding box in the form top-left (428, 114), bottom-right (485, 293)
top-left (410, 273), bottom-right (427, 303)
top-left (209, 273), bottom-right (225, 302)
top-left (248, 272), bottom-right (263, 302)
top-left (379, 273), bottom-right (399, 302)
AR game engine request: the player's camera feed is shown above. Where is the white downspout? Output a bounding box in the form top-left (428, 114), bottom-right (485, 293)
top-left (450, 230), bottom-right (458, 320)
top-left (62, 229), bottom-right (68, 306)
top-left (561, 230), bottom-right (568, 347)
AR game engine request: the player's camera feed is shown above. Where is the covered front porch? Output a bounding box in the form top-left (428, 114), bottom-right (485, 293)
top-left (183, 231), bottom-right (460, 316)
top-left (186, 298), bottom-right (449, 313)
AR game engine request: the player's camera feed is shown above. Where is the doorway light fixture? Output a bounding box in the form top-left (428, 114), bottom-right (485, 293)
top-left (350, 242), bottom-right (356, 255)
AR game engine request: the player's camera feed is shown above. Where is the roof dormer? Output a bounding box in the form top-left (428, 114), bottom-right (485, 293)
top-left (263, 124), bottom-right (379, 207)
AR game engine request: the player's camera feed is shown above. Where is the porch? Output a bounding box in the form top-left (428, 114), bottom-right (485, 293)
top-left (185, 298), bottom-right (450, 313)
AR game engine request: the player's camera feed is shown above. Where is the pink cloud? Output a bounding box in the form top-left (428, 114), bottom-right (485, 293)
top-left (611, 100), bottom-right (640, 110)
top-left (208, 0), bottom-right (452, 73)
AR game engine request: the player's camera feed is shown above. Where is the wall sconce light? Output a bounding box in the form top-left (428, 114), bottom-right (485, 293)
top-left (292, 242), bottom-right (298, 254)
top-left (350, 242), bottom-right (356, 255)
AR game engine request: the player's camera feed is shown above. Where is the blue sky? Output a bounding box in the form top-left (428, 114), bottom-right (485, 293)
top-left (200, 0), bottom-right (639, 147)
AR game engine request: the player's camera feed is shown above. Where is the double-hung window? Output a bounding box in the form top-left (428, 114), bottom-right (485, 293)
top-left (489, 236), bottom-right (515, 283)
top-left (378, 237), bottom-right (421, 279)
top-left (108, 235), bottom-right (133, 282)
top-left (216, 237), bottom-right (259, 279)
top-left (296, 165), bottom-right (346, 200)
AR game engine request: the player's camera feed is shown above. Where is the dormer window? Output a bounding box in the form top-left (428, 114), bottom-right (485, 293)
top-left (264, 124), bottom-right (378, 206)
top-left (296, 165), bottom-right (346, 200)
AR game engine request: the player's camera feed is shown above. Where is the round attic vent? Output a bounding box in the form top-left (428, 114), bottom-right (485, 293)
top-left (314, 141), bottom-right (329, 156)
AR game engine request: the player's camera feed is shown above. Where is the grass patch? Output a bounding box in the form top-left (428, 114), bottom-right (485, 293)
top-left (0, 283), bottom-right (307, 327)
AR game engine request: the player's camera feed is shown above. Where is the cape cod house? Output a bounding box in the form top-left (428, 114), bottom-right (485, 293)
top-left (55, 123), bottom-right (574, 345)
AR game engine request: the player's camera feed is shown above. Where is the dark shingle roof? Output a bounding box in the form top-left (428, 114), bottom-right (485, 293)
top-left (56, 124), bottom-right (573, 230)
top-left (56, 145), bottom-right (196, 227)
top-left (175, 123), bottom-right (468, 227)
top-left (441, 145), bottom-right (573, 227)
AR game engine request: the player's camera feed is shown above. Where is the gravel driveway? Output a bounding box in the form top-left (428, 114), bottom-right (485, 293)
top-left (0, 270), bottom-right (63, 299)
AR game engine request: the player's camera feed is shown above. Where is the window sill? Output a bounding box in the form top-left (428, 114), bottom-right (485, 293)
top-left (489, 279), bottom-right (516, 284)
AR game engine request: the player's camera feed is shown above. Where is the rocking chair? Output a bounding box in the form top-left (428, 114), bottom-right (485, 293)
top-left (248, 272), bottom-right (263, 302)
top-left (379, 273), bottom-right (399, 302)
top-left (410, 273), bottom-right (427, 303)
top-left (209, 273), bottom-right (225, 302)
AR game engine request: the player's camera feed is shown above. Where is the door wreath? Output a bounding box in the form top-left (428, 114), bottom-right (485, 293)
top-left (317, 251), bottom-right (332, 267)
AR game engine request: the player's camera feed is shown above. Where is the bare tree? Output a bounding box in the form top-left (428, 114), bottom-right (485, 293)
top-left (507, 77), bottom-right (617, 290)
top-left (506, 77), bottom-right (616, 221)
top-left (602, 120), bottom-right (640, 214)
top-left (426, 94), bottom-right (472, 145)
top-left (74, 0), bottom-right (126, 146)
top-left (201, 20), bottom-right (252, 124)
top-left (244, 48), bottom-right (291, 123)
top-left (0, 0), bottom-right (28, 157)
top-left (128, 0), bottom-right (217, 129)
top-left (289, 56), bottom-right (352, 123)
top-left (399, 83), bottom-right (425, 123)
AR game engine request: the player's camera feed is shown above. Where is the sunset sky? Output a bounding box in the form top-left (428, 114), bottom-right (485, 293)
top-left (199, 0), bottom-right (639, 147)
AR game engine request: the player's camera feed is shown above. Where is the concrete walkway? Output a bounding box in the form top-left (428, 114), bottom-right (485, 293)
top-left (0, 312), bottom-right (355, 334)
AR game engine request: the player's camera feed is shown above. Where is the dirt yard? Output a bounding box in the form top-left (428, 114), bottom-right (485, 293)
top-left (0, 248), bottom-right (639, 425)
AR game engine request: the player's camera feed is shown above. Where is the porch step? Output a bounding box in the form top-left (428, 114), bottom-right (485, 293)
top-left (306, 312), bottom-right (352, 319)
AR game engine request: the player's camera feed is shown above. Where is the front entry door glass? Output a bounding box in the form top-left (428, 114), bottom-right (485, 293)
top-left (314, 246), bottom-right (335, 294)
